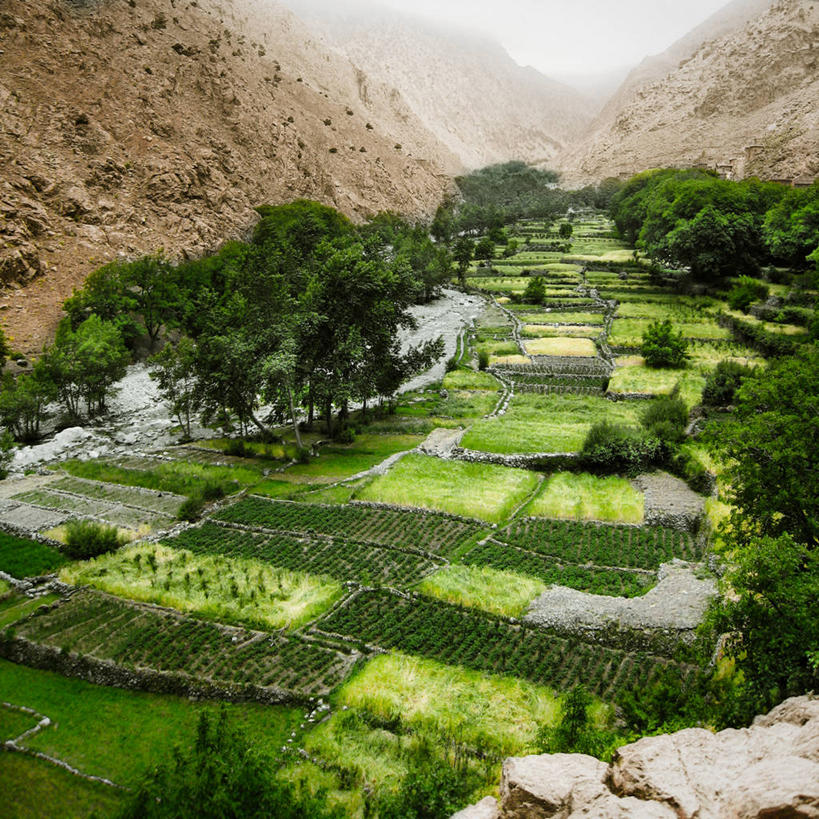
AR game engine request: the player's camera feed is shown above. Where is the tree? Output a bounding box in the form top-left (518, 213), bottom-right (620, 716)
top-left (125, 252), bottom-right (179, 347)
top-left (708, 345), bottom-right (819, 546)
top-left (523, 276), bottom-right (546, 305)
top-left (558, 222), bottom-right (573, 239)
top-left (149, 337), bottom-right (199, 440)
top-left (453, 237), bottom-right (474, 288)
top-left (474, 236), bottom-right (495, 261)
top-left (711, 533), bottom-right (819, 711)
top-left (641, 319), bottom-right (689, 368)
top-left (0, 361), bottom-right (58, 442)
top-left (763, 183), bottom-right (819, 268)
top-left (701, 360), bottom-right (754, 407)
top-left (42, 316), bottom-right (129, 418)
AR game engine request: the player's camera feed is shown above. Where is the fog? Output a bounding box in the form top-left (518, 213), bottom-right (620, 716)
top-left (280, 0), bottom-right (743, 78)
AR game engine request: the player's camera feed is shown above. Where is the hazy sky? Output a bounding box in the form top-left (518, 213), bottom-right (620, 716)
top-left (363, 0), bottom-right (734, 76)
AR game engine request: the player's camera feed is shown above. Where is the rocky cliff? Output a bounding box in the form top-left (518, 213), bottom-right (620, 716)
top-left (280, 0), bottom-right (594, 171)
top-left (454, 694), bottom-right (819, 818)
top-left (559, 0), bottom-right (819, 185)
top-left (0, 0), bottom-right (455, 352)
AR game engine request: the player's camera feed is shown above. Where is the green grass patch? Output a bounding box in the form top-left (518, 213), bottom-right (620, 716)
top-left (522, 324), bottom-right (600, 338)
top-left (418, 564), bottom-right (547, 617)
top-left (442, 369), bottom-right (501, 391)
top-left (59, 458), bottom-right (256, 498)
top-left (60, 542), bottom-right (343, 630)
top-left (337, 653), bottom-right (560, 756)
top-left (610, 318), bottom-right (730, 346)
top-left (0, 753), bottom-right (125, 819)
top-left (514, 310), bottom-right (604, 325)
top-left (0, 704), bottom-right (39, 741)
top-left (0, 659), bottom-right (301, 788)
top-left (461, 393), bottom-right (644, 454)
top-left (355, 454), bottom-right (539, 524)
top-left (607, 361), bottom-right (706, 408)
top-left (526, 472), bottom-right (644, 524)
top-left (523, 337), bottom-right (598, 357)
top-left (0, 531), bottom-right (67, 578)
top-left (0, 594), bottom-right (60, 628)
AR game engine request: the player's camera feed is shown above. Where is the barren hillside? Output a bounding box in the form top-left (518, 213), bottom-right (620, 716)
top-left (281, 0), bottom-right (594, 170)
top-left (0, 0), bottom-right (455, 352)
top-left (560, 0), bottom-right (818, 184)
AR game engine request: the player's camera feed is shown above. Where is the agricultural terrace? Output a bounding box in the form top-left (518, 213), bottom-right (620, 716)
top-left (2, 201), bottom-right (813, 817)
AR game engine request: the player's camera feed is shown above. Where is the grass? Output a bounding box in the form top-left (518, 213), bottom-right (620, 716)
top-left (526, 472), bottom-right (644, 524)
top-left (417, 564), bottom-right (547, 617)
top-left (0, 753), bottom-right (125, 818)
top-left (607, 361), bottom-right (706, 408)
top-left (0, 594), bottom-right (60, 628)
top-left (0, 704), bottom-right (39, 741)
top-left (0, 531), bottom-right (67, 578)
top-left (355, 453), bottom-right (539, 524)
top-left (523, 324), bottom-right (601, 338)
top-left (442, 369), bottom-right (501, 390)
top-left (59, 458), bottom-right (257, 498)
top-left (461, 393), bottom-right (644, 454)
top-left (337, 653), bottom-right (560, 757)
top-left (513, 310), bottom-right (605, 325)
top-left (490, 354), bottom-right (531, 366)
top-left (610, 318), bottom-right (730, 346)
top-left (523, 337), bottom-right (598, 357)
top-left (60, 542), bottom-right (343, 630)
top-left (0, 659), bottom-right (301, 788)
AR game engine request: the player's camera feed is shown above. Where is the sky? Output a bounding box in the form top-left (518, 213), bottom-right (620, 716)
top-left (358, 0), bottom-right (735, 77)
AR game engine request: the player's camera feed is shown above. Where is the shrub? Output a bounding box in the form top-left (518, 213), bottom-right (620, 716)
top-left (702, 360), bottom-right (754, 407)
top-left (63, 520), bottom-right (125, 559)
top-left (296, 447), bottom-right (310, 464)
top-left (225, 439), bottom-right (248, 457)
top-left (537, 684), bottom-right (618, 760)
top-left (445, 356), bottom-right (458, 372)
top-left (178, 496), bottom-right (205, 522)
top-left (581, 422), bottom-right (662, 473)
top-left (523, 276), bottom-right (546, 305)
top-left (641, 319), bottom-right (690, 368)
top-left (478, 350), bottom-right (490, 371)
top-left (641, 390), bottom-right (688, 445)
top-left (728, 276), bottom-right (769, 312)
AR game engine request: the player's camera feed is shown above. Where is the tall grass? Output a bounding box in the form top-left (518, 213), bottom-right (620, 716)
top-left (418, 565), bottom-right (546, 617)
top-left (356, 454), bottom-right (539, 524)
top-left (60, 543), bottom-right (342, 630)
top-left (527, 472), bottom-right (644, 524)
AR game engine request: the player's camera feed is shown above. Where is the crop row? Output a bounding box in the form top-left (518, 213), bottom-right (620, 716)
top-left (500, 518), bottom-right (700, 569)
top-left (0, 530), bottom-right (67, 579)
top-left (214, 497), bottom-right (482, 555)
top-left (50, 476), bottom-right (184, 516)
top-left (492, 359), bottom-right (611, 376)
top-left (462, 540), bottom-right (653, 597)
top-left (15, 590), bottom-right (350, 695)
top-left (168, 522), bottom-right (440, 588)
top-left (316, 589), bottom-right (675, 699)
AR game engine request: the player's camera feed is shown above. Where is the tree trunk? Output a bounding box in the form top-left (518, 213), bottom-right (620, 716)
top-left (287, 386), bottom-right (303, 449)
top-left (324, 399), bottom-right (332, 436)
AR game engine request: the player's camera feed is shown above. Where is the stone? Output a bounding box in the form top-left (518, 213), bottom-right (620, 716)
top-left (454, 696), bottom-right (819, 819)
top-left (451, 796), bottom-right (499, 819)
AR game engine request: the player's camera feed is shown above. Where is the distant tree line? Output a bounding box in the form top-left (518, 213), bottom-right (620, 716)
top-left (610, 169), bottom-right (819, 282)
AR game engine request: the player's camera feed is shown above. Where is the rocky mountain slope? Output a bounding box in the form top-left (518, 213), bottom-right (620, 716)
top-left (281, 0), bottom-right (594, 171)
top-left (560, 0), bottom-right (818, 184)
top-left (0, 0), bottom-right (456, 352)
top-left (455, 694), bottom-right (819, 818)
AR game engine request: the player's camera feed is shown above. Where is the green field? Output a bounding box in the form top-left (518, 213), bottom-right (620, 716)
top-left (461, 393), bottom-right (644, 454)
top-left (356, 454), bottom-right (539, 523)
top-left (527, 472), bottom-right (644, 524)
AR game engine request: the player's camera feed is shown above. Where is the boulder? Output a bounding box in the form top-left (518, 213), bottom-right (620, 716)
top-left (453, 696), bottom-right (819, 819)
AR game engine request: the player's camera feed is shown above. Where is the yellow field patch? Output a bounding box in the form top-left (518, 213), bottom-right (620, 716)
top-left (524, 337), bottom-right (598, 357)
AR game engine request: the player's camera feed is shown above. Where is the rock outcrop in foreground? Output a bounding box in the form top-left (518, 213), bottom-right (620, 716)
top-left (453, 695), bottom-right (819, 818)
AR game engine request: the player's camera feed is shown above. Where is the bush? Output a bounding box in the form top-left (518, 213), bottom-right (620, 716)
top-left (445, 356), bottom-right (458, 372)
top-left (537, 685), bottom-right (618, 760)
top-left (702, 360), bottom-right (754, 407)
top-left (523, 276), bottom-right (546, 305)
top-left (477, 350), bottom-right (490, 371)
top-left (641, 390), bottom-right (688, 445)
top-left (225, 439), bottom-right (248, 457)
top-left (728, 276), bottom-right (769, 312)
top-left (641, 319), bottom-right (690, 368)
top-left (63, 520), bottom-right (125, 559)
top-left (581, 422), bottom-right (662, 473)
top-left (178, 496), bottom-right (205, 522)
top-left (296, 447), bottom-right (310, 464)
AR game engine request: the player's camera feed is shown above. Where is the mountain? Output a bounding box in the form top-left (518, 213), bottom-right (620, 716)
top-left (559, 0), bottom-right (818, 185)
top-left (279, 0), bottom-right (594, 170)
top-left (0, 0), bottom-right (456, 352)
